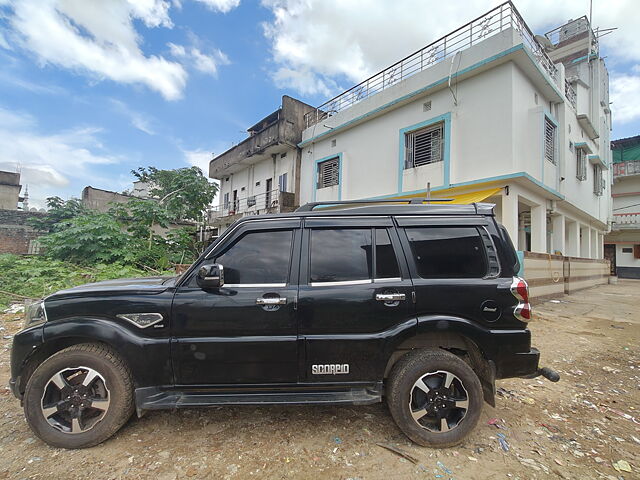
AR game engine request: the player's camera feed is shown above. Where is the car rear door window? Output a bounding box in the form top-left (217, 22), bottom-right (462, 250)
top-left (310, 229), bottom-right (372, 283)
top-left (375, 228), bottom-right (400, 279)
top-left (405, 227), bottom-right (487, 278)
top-left (215, 229), bottom-right (293, 285)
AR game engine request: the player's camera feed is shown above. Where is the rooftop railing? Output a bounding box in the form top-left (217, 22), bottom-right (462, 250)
top-left (304, 1), bottom-right (558, 129)
top-left (544, 15), bottom-right (597, 51)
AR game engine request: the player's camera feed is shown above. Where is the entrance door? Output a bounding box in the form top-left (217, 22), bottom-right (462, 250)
top-left (172, 219), bottom-right (301, 386)
top-left (265, 178), bottom-right (273, 209)
top-left (604, 244), bottom-right (616, 275)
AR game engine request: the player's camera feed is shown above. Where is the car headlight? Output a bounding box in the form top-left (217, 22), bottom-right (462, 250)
top-left (24, 300), bottom-right (47, 329)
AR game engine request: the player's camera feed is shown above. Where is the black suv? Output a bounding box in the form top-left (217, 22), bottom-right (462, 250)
top-left (10, 200), bottom-right (558, 449)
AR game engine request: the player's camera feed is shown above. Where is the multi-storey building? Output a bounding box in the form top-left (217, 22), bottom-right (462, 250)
top-left (208, 2), bottom-right (612, 259)
top-left (208, 96), bottom-right (315, 232)
top-left (605, 135), bottom-right (640, 278)
top-left (298, 2), bottom-right (611, 258)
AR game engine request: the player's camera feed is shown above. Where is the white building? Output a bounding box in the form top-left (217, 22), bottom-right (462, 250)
top-left (208, 96), bottom-right (316, 232)
top-left (297, 3), bottom-right (612, 258)
top-left (605, 136), bottom-right (640, 278)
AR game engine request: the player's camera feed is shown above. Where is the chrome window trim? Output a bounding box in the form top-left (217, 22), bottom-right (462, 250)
top-left (223, 283), bottom-right (287, 288)
top-left (373, 277), bottom-right (402, 283)
top-left (310, 279), bottom-right (372, 287)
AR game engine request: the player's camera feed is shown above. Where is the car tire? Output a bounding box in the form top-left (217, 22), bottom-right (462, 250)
top-left (23, 343), bottom-right (134, 449)
top-left (387, 349), bottom-right (483, 448)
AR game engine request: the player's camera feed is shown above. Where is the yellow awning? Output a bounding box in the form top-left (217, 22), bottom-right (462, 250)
top-left (391, 186), bottom-right (503, 204)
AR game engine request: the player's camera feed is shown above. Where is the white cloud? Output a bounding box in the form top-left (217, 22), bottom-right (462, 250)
top-left (261, 0), bottom-right (640, 97)
top-left (193, 0), bottom-right (240, 13)
top-left (610, 66), bottom-right (640, 125)
top-left (168, 41), bottom-right (229, 77)
top-left (110, 99), bottom-right (157, 135)
top-left (0, 106), bottom-right (118, 208)
top-left (4, 0), bottom-right (187, 100)
top-left (183, 148), bottom-right (212, 174)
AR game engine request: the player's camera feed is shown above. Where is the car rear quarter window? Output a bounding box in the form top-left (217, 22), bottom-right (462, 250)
top-left (310, 228), bottom-right (372, 283)
top-left (405, 227), bottom-right (487, 278)
top-left (215, 229), bottom-right (293, 284)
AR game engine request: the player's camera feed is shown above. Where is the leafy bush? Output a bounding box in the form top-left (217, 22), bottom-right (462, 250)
top-left (0, 254), bottom-right (160, 309)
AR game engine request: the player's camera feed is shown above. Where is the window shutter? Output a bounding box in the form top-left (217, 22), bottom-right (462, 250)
top-left (317, 158), bottom-right (339, 188)
top-left (544, 118), bottom-right (556, 165)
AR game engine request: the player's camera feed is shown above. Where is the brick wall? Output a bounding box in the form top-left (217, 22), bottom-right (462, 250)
top-left (0, 209), bottom-right (47, 254)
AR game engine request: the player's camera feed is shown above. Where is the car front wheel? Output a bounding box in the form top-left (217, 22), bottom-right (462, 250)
top-left (23, 343), bottom-right (134, 449)
top-left (387, 349), bottom-right (483, 447)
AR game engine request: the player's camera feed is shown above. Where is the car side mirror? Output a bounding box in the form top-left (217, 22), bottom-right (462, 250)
top-left (196, 264), bottom-right (224, 289)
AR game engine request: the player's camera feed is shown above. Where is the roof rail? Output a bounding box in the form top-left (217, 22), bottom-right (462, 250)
top-left (295, 198), bottom-right (453, 212)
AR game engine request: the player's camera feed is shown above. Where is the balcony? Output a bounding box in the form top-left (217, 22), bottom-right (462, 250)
top-left (208, 189), bottom-right (297, 226)
top-left (304, 1), bottom-right (558, 129)
top-left (209, 96), bottom-right (315, 178)
top-left (613, 160), bottom-right (640, 179)
top-left (612, 213), bottom-right (640, 230)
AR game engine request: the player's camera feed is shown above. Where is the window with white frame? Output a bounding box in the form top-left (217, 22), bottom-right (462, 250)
top-left (544, 117), bottom-right (557, 165)
top-left (404, 122), bottom-right (444, 169)
top-left (223, 192), bottom-right (230, 210)
top-left (593, 164), bottom-right (604, 196)
top-left (317, 157), bottom-right (339, 188)
top-left (576, 147), bottom-right (587, 181)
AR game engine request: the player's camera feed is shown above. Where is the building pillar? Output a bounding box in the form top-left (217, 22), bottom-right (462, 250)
top-left (530, 204), bottom-right (547, 253)
top-left (580, 224), bottom-right (591, 258)
top-left (590, 228), bottom-right (598, 259)
top-left (566, 220), bottom-right (579, 257)
top-left (501, 192), bottom-right (519, 249)
top-left (551, 214), bottom-right (565, 256)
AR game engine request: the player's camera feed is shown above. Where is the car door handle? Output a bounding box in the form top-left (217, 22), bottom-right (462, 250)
top-left (256, 297), bottom-right (287, 305)
top-left (376, 293), bottom-right (406, 302)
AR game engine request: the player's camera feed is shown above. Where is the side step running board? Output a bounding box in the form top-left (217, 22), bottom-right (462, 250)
top-left (135, 385), bottom-right (382, 415)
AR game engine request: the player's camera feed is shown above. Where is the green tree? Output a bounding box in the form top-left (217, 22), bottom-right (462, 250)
top-left (131, 166), bottom-right (217, 222)
top-left (38, 212), bottom-right (130, 265)
top-left (29, 197), bottom-right (87, 232)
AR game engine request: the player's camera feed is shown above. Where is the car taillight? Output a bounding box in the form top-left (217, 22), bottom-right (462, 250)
top-left (511, 277), bottom-right (531, 322)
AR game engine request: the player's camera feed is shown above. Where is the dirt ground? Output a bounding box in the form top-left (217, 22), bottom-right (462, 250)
top-left (0, 281), bottom-right (638, 480)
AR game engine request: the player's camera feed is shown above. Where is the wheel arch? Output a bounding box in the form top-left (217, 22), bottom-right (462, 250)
top-left (18, 317), bottom-right (171, 397)
top-left (384, 317), bottom-right (496, 406)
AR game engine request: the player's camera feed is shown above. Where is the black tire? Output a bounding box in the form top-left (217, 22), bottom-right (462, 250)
top-left (387, 349), bottom-right (483, 448)
top-left (23, 343), bottom-right (135, 449)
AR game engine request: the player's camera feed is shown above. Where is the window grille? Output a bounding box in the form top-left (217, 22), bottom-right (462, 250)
top-left (544, 117), bottom-right (556, 165)
top-left (593, 164), bottom-right (604, 196)
top-left (405, 123), bottom-right (444, 169)
top-left (317, 157), bottom-right (339, 188)
top-left (576, 148), bottom-right (587, 181)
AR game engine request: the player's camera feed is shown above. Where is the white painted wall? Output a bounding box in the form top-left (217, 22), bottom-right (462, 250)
top-left (298, 24), bottom-right (610, 256)
top-left (217, 147), bottom-right (296, 213)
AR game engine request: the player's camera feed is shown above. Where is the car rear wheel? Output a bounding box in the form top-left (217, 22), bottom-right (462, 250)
top-left (23, 344), bottom-right (134, 449)
top-left (387, 349), bottom-right (483, 447)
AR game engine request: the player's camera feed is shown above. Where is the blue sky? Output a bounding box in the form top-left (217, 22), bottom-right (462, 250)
top-left (0, 0), bottom-right (638, 208)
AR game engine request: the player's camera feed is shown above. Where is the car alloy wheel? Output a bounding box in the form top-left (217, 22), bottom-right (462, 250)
top-left (40, 366), bottom-right (110, 434)
top-left (408, 370), bottom-right (469, 433)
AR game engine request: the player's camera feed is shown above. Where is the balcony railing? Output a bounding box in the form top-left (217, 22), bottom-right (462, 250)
top-left (208, 188), bottom-right (296, 221)
top-left (565, 80), bottom-right (577, 109)
top-left (613, 160), bottom-right (640, 178)
top-left (304, 1), bottom-right (558, 129)
top-left (613, 213), bottom-right (640, 229)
